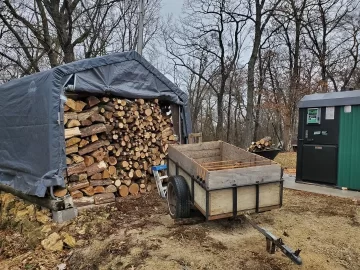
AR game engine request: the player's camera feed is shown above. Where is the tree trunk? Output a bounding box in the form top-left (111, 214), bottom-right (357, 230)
top-left (216, 93), bottom-right (225, 140)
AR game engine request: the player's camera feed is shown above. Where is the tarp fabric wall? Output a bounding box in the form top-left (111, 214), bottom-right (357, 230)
top-left (0, 51), bottom-right (191, 197)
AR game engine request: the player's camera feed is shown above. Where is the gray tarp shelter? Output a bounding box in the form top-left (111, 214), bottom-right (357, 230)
top-left (0, 51), bottom-right (191, 197)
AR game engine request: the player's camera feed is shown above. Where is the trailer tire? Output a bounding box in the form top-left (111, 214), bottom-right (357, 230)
top-left (167, 175), bottom-right (191, 219)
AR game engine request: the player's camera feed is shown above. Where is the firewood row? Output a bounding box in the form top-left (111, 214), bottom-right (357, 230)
top-left (247, 136), bottom-right (273, 152)
top-left (60, 95), bottom-right (176, 206)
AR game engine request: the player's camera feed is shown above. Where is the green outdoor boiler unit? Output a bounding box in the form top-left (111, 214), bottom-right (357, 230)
top-left (296, 90), bottom-right (360, 191)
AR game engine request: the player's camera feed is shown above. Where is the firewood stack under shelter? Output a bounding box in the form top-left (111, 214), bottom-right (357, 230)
top-left (62, 95), bottom-right (176, 207)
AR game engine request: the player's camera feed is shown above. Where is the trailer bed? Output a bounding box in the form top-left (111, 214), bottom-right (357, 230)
top-left (167, 141), bottom-right (283, 220)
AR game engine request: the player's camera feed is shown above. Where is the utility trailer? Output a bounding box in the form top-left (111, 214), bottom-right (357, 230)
top-left (153, 141), bottom-right (302, 265)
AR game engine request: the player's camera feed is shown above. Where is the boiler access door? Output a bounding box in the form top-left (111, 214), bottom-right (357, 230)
top-left (301, 144), bottom-right (337, 185)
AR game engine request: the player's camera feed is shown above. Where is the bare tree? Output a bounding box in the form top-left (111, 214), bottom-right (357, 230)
top-left (0, 0), bottom-right (161, 76)
top-left (242, 0), bottom-right (282, 147)
top-left (303, 0), bottom-right (358, 91)
top-left (164, 0), bottom-right (247, 139)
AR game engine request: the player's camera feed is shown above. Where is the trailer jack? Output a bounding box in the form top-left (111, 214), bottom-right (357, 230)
top-left (244, 215), bottom-right (302, 265)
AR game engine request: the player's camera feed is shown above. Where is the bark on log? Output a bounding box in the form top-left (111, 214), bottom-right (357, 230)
top-left (78, 141), bottom-right (106, 155)
top-left (82, 186), bottom-right (95, 196)
top-left (70, 190), bottom-right (83, 199)
top-left (94, 186), bottom-right (105, 194)
top-left (80, 124), bottom-right (107, 138)
top-left (67, 162), bottom-right (87, 176)
top-left (94, 193), bottom-right (115, 205)
top-left (68, 181), bottom-right (89, 192)
top-left (87, 161), bottom-right (107, 176)
top-left (105, 185), bottom-right (117, 193)
top-left (66, 137), bottom-right (81, 147)
top-left (65, 127), bottom-right (81, 139)
top-left (90, 180), bottom-right (113, 186)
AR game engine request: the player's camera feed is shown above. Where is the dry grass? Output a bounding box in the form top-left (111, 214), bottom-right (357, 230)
top-left (274, 152), bottom-right (297, 169)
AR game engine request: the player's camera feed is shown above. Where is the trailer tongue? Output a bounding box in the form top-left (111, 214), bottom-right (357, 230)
top-left (244, 215), bottom-right (302, 265)
top-left (152, 140), bottom-right (303, 265)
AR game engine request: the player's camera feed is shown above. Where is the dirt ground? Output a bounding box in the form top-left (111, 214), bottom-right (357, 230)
top-left (274, 152), bottom-right (297, 170)
top-left (1, 188), bottom-right (360, 270)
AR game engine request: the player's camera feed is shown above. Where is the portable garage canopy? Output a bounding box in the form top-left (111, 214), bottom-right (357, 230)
top-left (0, 51), bottom-right (191, 197)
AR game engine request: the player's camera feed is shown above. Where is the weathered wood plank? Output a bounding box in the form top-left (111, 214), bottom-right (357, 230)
top-left (207, 164), bottom-right (281, 190)
top-left (171, 141), bottom-right (221, 152)
top-left (182, 149), bottom-right (220, 160)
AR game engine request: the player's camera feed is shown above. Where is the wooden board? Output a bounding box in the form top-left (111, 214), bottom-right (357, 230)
top-left (168, 146), bottom-right (209, 182)
top-left (194, 181), bottom-right (206, 213)
top-left (259, 182), bottom-right (281, 207)
top-left (168, 159), bottom-right (176, 176)
top-left (207, 164), bottom-right (281, 190)
top-left (170, 141), bottom-right (221, 152)
top-left (194, 156), bottom-right (222, 164)
top-left (221, 141), bottom-right (266, 162)
top-left (181, 149), bottom-right (221, 160)
top-left (193, 182), bottom-right (281, 217)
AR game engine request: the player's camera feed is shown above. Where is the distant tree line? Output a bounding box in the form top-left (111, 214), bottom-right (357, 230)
top-left (0, 0), bottom-right (359, 149)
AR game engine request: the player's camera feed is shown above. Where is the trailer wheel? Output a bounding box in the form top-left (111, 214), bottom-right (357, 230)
top-left (167, 175), bottom-right (191, 219)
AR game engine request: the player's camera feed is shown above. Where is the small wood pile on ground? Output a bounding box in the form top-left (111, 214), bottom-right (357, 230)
top-left (57, 96), bottom-right (176, 207)
top-left (247, 136), bottom-right (274, 152)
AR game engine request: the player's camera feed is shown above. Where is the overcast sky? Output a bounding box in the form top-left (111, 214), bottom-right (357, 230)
top-left (161, 0), bottom-right (184, 16)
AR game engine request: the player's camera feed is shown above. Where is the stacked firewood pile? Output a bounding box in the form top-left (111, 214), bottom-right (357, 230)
top-left (247, 136), bottom-right (274, 152)
top-left (60, 96), bottom-right (175, 206)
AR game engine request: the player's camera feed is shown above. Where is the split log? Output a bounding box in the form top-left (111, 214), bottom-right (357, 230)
top-left (54, 188), bottom-right (67, 197)
top-left (94, 186), bottom-right (105, 194)
top-left (90, 173), bottom-right (102, 180)
top-left (90, 113), bottom-right (106, 123)
top-left (84, 156), bottom-right (95, 167)
top-left (82, 186), bottom-right (95, 196)
top-left (69, 174), bottom-right (88, 182)
top-left (90, 180), bottom-right (113, 186)
top-left (73, 197), bottom-right (94, 207)
top-left (65, 98), bottom-right (77, 111)
top-left (91, 134), bottom-right (99, 142)
top-left (94, 193), bottom-right (115, 205)
top-left (81, 119), bottom-right (93, 127)
top-left (119, 185), bottom-right (129, 197)
top-left (123, 179), bottom-right (132, 186)
top-left (91, 150), bottom-right (106, 162)
top-left (129, 183), bottom-right (139, 195)
top-left (67, 119), bottom-right (81, 128)
top-left (108, 166), bottom-right (116, 176)
top-left (105, 185), bottom-right (117, 193)
top-left (78, 141), bottom-right (106, 155)
top-left (66, 145), bottom-right (78, 155)
top-left (65, 127), bottom-right (81, 139)
top-left (68, 181), bottom-right (89, 192)
top-left (108, 156), bottom-right (117, 166)
top-left (80, 124), bottom-right (107, 137)
top-left (87, 96), bottom-right (101, 108)
top-left (77, 106), bottom-right (99, 121)
top-left (64, 112), bottom-right (78, 123)
top-left (70, 190), bottom-right (83, 199)
top-left (87, 161), bottom-right (107, 176)
top-left (67, 162), bottom-right (86, 176)
top-left (75, 101), bottom-right (87, 112)
top-left (66, 137), bottom-right (81, 147)
top-left (102, 169), bottom-right (110, 179)
top-left (114, 179), bottom-right (121, 187)
top-left (66, 157), bottom-right (73, 165)
top-left (79, 139), bottom-right (90, 148)
top-left (72, 154), bottom-right (84, 164)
